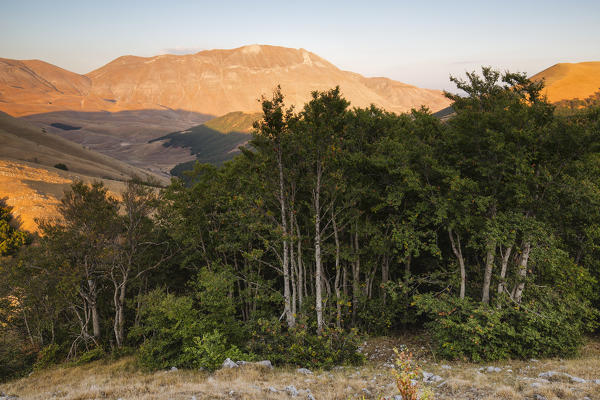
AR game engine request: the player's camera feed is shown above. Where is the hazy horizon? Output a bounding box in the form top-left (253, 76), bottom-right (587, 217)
top-left (2, 0), bottom-right (599, 91)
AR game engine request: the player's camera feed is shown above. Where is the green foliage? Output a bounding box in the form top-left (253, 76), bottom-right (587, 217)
top-left (189, 266), bottom-right (244, 344)
top-left (130, 289), bottom-right (201, 370)
top-left (183, 330), bottom-right (245, 371)
top-left (248, 318), bottom-right (364, 369)
top-left (73, 346), bottom-right (105, 365)
top-left (0, 330), bottom-right (37, 382)
top-left (414, 292), bottom-right (597, 361)
top-left (0, 199), bottom-right (28, 256)
top-left (33, 343), bottom-right (62, 371)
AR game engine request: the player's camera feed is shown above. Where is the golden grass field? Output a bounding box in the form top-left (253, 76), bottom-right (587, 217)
top-left (1, 336), bottom-right (599, 400)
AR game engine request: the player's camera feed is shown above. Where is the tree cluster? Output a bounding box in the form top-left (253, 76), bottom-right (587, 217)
top-left (1, 69), bottom-right (600, 379)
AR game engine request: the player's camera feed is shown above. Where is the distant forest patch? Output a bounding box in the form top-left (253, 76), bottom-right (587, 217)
top-left (50, 122), bottom-right (81, 131)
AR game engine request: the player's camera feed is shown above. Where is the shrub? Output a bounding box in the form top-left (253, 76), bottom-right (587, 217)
top-left (0, 330), bottom-right (37, 381)
top-left (54, 163), bottom-right (68, 171)
top-left (414, 291), bottom-right (597, 362)
top-left (130, 290), bottom-right (202, 370)
top-left (33, 343), bottom-right (62, 370)
top-left (74, 346), bottom-right (105, 365)
top-left (183, 330), bottom-right (246, 371)
top-left (248, 318), bottom-right (364, 369)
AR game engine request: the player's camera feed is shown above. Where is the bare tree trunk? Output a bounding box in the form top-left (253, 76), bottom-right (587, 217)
top-left (86, 278), bottom-right (101, 339)
top-left (290, 234), bottom-right (297, 317)
top-left (352, 231), bottom-right (360, 326)
top-left (333, 211), bottom-right (342, 329)
top-left (497, 245), bottom-right (512, 295)
top-left (448, 228), bottom-right (466, 299)
top-left (278, 151), bottom-right (295, 328)
top-left (512, 241), bottom-right (531, 303)
top-left (296, 221), bottom-right (304, 309)
top-left (481, 240), bottom-right (496, 304)
top-left (382, 254), bottom-right (389, 305)
top-left (314, 163), bottom-right (324, 332)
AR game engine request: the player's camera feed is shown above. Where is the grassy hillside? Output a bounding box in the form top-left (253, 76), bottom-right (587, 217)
top-left (0, 111), bottom-right (166, 231)
top-left (152, 112), bottom-right (260, 175)
top-left (0, 111), bottom-right (163, 182)
top-left (1, 336), bottom-right (599, 400)
top-left (530, 61), bottom-right (600, 103)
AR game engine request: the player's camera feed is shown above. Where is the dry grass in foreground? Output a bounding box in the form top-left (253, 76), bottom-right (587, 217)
top-left (2, 337), bottom-right (600, 400)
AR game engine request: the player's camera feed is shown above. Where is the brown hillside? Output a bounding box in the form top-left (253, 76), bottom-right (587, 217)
top-left (86, 45), bottom-right (451, 115)
top-left (0, 111), bottom-right (167, 231)
top-left (0, 45), bottom-right (451, 119)
top-left (530, 61), bottom-right (600, 103)
top-left (0, 58), bottom-right (112, 116)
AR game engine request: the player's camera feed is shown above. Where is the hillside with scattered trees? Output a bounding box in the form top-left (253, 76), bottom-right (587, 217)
top-left (1, 68), bottom-right (600, 383)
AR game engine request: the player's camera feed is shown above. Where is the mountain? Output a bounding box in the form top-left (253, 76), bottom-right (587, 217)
top-left (86, 45), bottom-right (451, 116)
top-left (0, 58), bottom-right (109, 116)
top-left (0, 45), bottom-right (452, 174)
top-left (530, 61), bottom-right (600, 103)
top-left (0, 111), bottom-right (167, 231)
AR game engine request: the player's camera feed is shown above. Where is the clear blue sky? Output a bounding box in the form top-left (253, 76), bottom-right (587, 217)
top-left (1, 0), bottom-right (599, 90)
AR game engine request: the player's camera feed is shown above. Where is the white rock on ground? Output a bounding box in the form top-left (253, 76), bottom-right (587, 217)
top-left (297, 368), bottom-right (313, 375)
top-left (221, 358), bottom-right (238, 369)
top-left (285, 385), bottom-right (299, 397)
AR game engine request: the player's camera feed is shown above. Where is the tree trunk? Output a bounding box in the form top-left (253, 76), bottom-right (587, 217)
top-left (481, 240), bottom-right (496, 304)
top-left (278, 151), bottom-right (295, 328)
top-left (314, 162), bottom-right (324, 332)
top-left (497, 245), bottom-right (512, 295)
top-left (333, 211), bottom-right (342, 329)
top-left (352, 231), bottom-right (360, 326)
top-left (87, 278), bottom-right (101, 339)
top-left (512, 241), bottom-right (531, 303)
top-left (448, 228), bottom-right (466, 299)
top-left (382, 254), bottom-right (389, 305)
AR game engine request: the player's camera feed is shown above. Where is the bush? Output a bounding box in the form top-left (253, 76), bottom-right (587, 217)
top-left (74, 346), bottom-right (105, 365)
top-left (183, 330), bottom-right (246, 371)
top-left (414, 291), bottom-right (597, 362)
top-left (54, 163), bottom-right (68, 171)
top-left (0, 330), bottom-right (37, 381)
top-left (130, 290), bottom-right (202, 370)
top-left (248, 318), bottom-right (364, 369)
top-left (33, 343), bottom-right (62, 370)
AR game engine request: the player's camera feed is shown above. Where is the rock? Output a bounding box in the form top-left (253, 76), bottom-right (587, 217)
top-left (268, 387), bottom-right (278, 393)
top-left (422, 371), bottom-right (443, 383)
top-left (383, 362), bottom-right (395, 369)
top-left (592, 379), bottom-right (600, 384)
top-left (170, 366), bottom-right (178, 372)
top-left (394, 395), bottom-right (403, 400)
top-left (297, 368), bottom-right (313, 375)
top-left (221, 358), bottom-right (238, 369)
top-left (533, 395), bottom-right (547, 400)
top-left (362, 388), bottom-right (372, 397)
top-left (285, 385), bottom-right (299, 397)
top-left (485, 366), bottom-right (501, 373)
top-left (256, 360), bottom-right (273, 369)
top-left (307, 394), bottom-right (316, 400)
top-left (441, 364), bottom-right (452, 370)
top-left (538, 371), bottom-right (586, 383)
top-left (191, 396), bottom-right (197, 400)
top-left (228, 390), bottom-right (235, 396)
